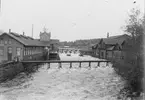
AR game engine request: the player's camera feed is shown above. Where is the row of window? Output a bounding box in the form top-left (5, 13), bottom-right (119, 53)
top-left (0, 47), bottom-right (44, 56)
top-left (0, 39), bottom-right (12, 45)
top-left (24, 47), bottom-right (43, 56)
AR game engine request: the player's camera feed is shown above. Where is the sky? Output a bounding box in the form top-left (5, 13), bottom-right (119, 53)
top-left (0, 0), bottom-right (144, 41)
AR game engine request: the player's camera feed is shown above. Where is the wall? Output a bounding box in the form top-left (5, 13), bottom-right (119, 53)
top-left (0, 34), bottom-right (24, 62)
top-left (113, 50), bottom-right (122, 59)
top-left (106, 51), bottom-right (113, 59)
top-left (99, 50), bottom-right (106, 59)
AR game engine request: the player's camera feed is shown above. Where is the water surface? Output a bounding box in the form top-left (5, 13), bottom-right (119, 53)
top-left (0, 53), bottom-right (124, 100)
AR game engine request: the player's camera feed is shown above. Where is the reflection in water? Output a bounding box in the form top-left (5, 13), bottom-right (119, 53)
top-left (0, 53), bottom-right (125, 100)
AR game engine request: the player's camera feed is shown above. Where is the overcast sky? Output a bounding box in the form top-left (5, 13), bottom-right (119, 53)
top-left (0, 0), bottom-right (144, 41)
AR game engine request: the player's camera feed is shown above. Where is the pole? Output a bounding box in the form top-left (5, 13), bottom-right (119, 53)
top-left (32, 24), bottom-right (33, 38)
top-left (0, 0), bottom-right (1, 15)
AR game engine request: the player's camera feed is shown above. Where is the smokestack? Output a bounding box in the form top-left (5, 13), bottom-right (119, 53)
top-left (23, 32), bottom-right (25, 35)
top-left (107, 32), bottom-right (109, 38)
top-left (9, 29), bottom-right (11, 33)
top-left (32, 24), bottom-right (33, 38)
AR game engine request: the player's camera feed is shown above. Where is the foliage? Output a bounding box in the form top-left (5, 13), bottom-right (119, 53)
top-left (125, 8), bottom-right (144, 38)
top-left (113, 8), bottom-right (144, 95)
top-left (59, 38), bottom-right (101, 49)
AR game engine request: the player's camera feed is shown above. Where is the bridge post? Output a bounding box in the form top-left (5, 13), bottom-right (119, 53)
top-left (58, 62), bottom-right (62, 69)
top-left (97, 62), bottom-right (100, 67)
top-left (89, 62), bottom-right (91, 68)
top-left (70, 62), bottom-right (72, 68)
top-left (79, 62), bottom-right (81, 68)
top-left (106, 62), bottom-right (109, 66)
top-left (47, 63), bottom-right (50, 69)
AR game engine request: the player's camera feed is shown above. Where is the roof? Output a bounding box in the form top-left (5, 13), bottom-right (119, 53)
top-left (91, 39), bottom-right (102, 48)
top-left (106, 46), bottom-right (115, 50)
top-left (102, 34), bottom-right (131, 45)
top-left (0, 32), bottom-right (52, 47)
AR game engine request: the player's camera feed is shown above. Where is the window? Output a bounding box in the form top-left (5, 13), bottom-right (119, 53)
top-left (0, 39), bottom-right (3, 44)
top-left (28, 49), bottom-right (30, 55)
top-left (16, 48), bottom-right (21, 56)
top-left (8, 47), bottom-right (12, 53)
top-left (4, 40), bottom-right (7, 45)
top-left (24, 48), bottom-right (26, 56)
top-left (25, 48), bottom-right (27, 55)
top-left (0, 49), bottom-right (4, 56)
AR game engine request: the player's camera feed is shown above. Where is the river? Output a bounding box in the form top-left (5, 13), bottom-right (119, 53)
top-left (0, 53), bottom-right (125, 100)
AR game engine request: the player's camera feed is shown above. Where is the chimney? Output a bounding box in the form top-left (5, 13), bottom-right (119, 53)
top-left (107, 32), bottom-right (109, 38)
top-left (9, 29), bottom-right (11, 33)
top-left (23, 32), bottom-right (25, 35)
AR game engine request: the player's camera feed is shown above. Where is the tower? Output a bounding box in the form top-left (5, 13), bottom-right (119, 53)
top-left (40, 27), bottom-right (51, 41)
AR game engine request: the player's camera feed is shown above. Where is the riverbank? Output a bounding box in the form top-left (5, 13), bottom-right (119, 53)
top-left (0, 52), bottom-right (60, 83)
top-left (0, 62), bottom-right (24, 82)
top-left (112, 60), bottom-right (144, 100)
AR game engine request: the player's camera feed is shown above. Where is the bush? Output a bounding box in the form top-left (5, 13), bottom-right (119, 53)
top-left (112, 60), bottom-right (143, 93)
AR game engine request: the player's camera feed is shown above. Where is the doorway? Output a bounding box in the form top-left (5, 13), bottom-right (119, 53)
top-left (7, 47), bottom-right (12, 61)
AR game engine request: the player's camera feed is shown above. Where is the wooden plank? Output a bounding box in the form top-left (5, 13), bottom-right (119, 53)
top-left (21, 60), bottom-right (111, 64)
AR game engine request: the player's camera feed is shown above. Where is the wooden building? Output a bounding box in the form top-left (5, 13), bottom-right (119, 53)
top-left (0, 30), bottom-right (59, 62)
top-left (92, 34), bottom-right (131, 60)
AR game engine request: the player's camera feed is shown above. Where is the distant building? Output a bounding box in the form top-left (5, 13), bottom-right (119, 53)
top-left (40, 31), bottom-right (51, 41)
top-left (0, 30), bottom-right (59, 62)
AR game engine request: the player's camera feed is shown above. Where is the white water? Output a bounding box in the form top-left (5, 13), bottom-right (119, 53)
top-left (0, 53), bottom-right (125, 100)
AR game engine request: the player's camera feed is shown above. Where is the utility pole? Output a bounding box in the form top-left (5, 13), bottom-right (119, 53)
top-left (32, 24), bottom-right (33, 38)
top-left (0, 0), bottom-right (2, 16)
top-left (0, 0), bottom-right (1, 14)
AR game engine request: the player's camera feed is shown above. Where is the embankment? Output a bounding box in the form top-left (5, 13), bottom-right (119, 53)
top-left (0, 53), bottom-right (60, 83)
top-left (0, 62), bottom-right (24, 82)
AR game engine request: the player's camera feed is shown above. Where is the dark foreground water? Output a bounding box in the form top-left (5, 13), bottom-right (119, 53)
top-left (0, 53), bottom-right (125, 100)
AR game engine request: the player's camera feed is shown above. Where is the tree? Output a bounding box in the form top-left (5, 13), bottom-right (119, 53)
top-left (119, 8), bottom-right (144, 94)
top-left (125, 8), bottom-right (144, 38)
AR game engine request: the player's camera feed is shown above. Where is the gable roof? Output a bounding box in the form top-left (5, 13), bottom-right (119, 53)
top-left (91, 39), bottom-right (102, 49)
top-left (102, 34), bottom-right (131, 45)
top-left (106, 46), bottom-right (115, 50)
top-left (0, 32), bottom-right (51, 47)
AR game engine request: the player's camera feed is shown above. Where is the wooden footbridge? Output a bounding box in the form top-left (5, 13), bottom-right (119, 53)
top-left (21, 60), bottom-right (111, 69)
top-left (0, 60), bottom-right (111, 69)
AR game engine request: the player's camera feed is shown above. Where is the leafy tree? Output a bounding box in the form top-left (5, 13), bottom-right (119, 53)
top-left (125, 8), bottom-right (144, 38)
top-left (113, 8), bottom-right (144, 96)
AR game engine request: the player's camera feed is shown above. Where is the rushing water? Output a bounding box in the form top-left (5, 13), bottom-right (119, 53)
top-left (0, 53), bottom-right (125, 100)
